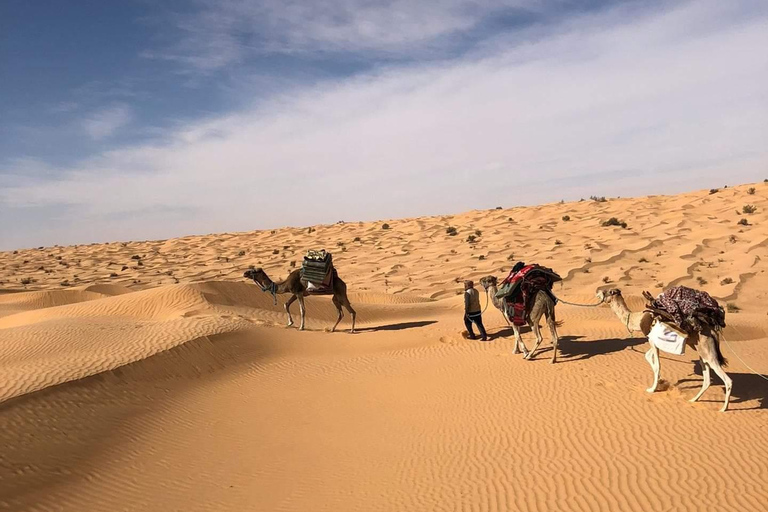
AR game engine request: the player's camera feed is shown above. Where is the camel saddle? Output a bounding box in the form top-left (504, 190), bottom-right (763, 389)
top-left (499, 264), bottom-right (561, 326)
top-left (301, 250), bottom-right (335, 294)
top-left (496, 264), bottom-right (562, 300)
top-left (643, 287), bottom-right (726, 333)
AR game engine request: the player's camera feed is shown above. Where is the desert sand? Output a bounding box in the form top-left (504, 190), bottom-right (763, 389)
top-left (1, 183), bottom-right (767, 511)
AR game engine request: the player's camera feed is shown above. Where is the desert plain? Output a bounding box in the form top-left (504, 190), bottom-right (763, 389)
top-left (1, 183), bottom-right (767, 511)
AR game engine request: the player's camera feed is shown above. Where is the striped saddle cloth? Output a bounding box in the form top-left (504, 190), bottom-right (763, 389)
top-left (301, 250), bottom-right (334, 286)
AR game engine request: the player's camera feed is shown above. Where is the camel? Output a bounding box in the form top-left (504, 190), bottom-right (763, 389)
top-left (597, 288), bottom-right (732, 412)
top-left (479, 276), bottom-right (560, 363)
top-left (243, 267), bottom-right (356, 333)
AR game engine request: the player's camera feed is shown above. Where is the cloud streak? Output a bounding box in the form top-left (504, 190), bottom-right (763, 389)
top-left (147, 0), bottom-right (604, 71)
top-left (81, 104), bottom-right (133, 140)
top-left (2, 0), bottom-right (767, 249)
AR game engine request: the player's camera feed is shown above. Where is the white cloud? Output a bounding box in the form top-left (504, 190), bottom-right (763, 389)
top-left (2, 0), bottom-right (768, 248)
top-left (81, 104), bottom-right (133, 140)
top-left (149, 0), bottom-right (560, 70)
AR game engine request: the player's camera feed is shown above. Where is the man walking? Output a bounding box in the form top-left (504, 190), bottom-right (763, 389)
top-left (464, 280), bottom-right (488, 341)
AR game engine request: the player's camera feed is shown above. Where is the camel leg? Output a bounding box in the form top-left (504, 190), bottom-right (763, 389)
top-left (705, 352), bottom-right (732, 413)
top-left (645, 343), bottom-right (660, 393)
top-left (689, 357), bottom-right (711, 404)
top-left (297, 295), bottom-right (306, 331)
top-left (512, 324), bottom-right (528, 356)
top-left (331, 296), bottom-right (344, 333)
top-left (710, 361), bottom-right (733, 413)
top-left (284, 295), bottom-right (297, 327)
top-left (344, 300), bottom-right (357, 333)
top-left (524, 321), bottom-right (545, 361)
top-left (547, 312), bottom-right (560, 365)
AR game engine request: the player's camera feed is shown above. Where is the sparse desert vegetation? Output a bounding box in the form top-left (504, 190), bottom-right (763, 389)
top-left (602, 217), bottom-right (628, 229)
top-left (2, 182), bottom-right (768, 512)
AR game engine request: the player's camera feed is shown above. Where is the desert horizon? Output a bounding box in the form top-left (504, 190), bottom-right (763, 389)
top-left (2, 181), bottom-right (767, 511)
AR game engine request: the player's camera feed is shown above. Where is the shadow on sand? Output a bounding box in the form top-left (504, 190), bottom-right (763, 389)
top-left (355, 320), bottom-right (437, 333)
top-left (557, 336), bottom-right (646, 362)
top-left (488, 331), bottom-right (646, 363)
top-left (674, 360), bottom-right (767, 410)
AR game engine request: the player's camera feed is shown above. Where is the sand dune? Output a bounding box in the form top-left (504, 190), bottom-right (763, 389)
top-left (1, 183), bottom-right (767, 511)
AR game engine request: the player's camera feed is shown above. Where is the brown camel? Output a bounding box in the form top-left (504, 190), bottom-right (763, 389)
top-left (597, 288), bottom-right (732, 412)
top-left (244, 267), bottom-right (356, 333)
top-left (479, 276), bottom-right (560, 363)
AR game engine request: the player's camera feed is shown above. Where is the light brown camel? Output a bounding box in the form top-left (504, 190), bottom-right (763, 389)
top-left (244, 267), bottom-right (356, 333)
top-left (597, 288), bottom-right (732, 412)
top-left (479, 276), bottom-right (560, 363)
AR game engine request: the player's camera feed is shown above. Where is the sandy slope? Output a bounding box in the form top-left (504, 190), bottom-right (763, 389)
top-left (1, 183), bottom-right (767, 511)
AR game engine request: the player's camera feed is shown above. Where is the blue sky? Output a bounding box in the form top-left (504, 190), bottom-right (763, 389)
top-left (1, 0), bottom-right (767, 250)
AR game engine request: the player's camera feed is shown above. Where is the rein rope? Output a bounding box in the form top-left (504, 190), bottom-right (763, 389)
top-left (482, 289), bottom-right (491, 314)
top-left (259, 281), bottom-right (278, 306)
top-left (721, 332), bottom-right (768, 382)
top-left (551, 293), bottom-right (605, 308)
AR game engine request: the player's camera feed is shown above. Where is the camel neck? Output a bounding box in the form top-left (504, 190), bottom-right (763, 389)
top-left (487, 285), bottom-right (503, 309)
top-left (610, 297), bottom-right (637, 332)
top-left (271, 276), bottom-right (288, 294)
top-left (261, 274), bottom-right (284, 293)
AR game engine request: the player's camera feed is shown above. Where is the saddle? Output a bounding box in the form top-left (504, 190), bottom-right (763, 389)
top-left (500, 264), bottom-right (561, 326)
top-left (301, 250), bottom-right (335, 294)
top-left (642, 288), bottom-right (725, 334)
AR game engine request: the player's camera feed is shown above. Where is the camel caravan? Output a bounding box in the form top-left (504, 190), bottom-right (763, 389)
top-left (245, 251), bottom-right (734, 411)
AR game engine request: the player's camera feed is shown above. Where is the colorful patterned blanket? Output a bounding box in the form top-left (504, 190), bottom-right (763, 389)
top-left (646, 286), bottom-right (725, 332)
top-left (498, 264), bottom-right (561, 325)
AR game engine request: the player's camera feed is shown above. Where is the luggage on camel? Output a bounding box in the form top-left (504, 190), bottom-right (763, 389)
top-left (643, 286), bottom-right (726, 333)
top-left (300, 249), bottom-right (334, 292)
top-left (497, 264), bottom-right (562, 326)
top-left (495, 264), bottom-right (562, 300)
top-left (648, 320), bottom-right (688, 355)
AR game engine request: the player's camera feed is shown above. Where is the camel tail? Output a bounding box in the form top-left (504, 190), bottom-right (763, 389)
top-left (546, 306), bottom-right (563, 328)
top-left (714, 333), bottom-right (728, 368)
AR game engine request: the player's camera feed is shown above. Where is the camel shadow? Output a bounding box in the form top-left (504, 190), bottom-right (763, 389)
top-left (488, 330), bottom-right (646, 362)
top-left (355, 320), bottom-right (437, 332)
top-left (491, 325), bottom-right (532, 339)
top-left (557, 336), bottom-right (646, 362)
top-left (676, 361), bottom-right (767, 410)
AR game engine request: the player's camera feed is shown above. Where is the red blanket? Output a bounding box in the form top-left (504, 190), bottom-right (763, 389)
top-left (501, 264), bottom-right (537, 286)
top-left (503, 265), bottom-right (557, 325)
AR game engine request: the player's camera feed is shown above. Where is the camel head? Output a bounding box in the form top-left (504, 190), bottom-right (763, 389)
top-left (243, 267), bottom-right (268, 287)
top-left (479, 276), bottom-right (498, 291)
top-left (596, 288), bottom-right (622, 304)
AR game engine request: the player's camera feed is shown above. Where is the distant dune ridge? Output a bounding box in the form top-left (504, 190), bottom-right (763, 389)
top-left (1, 183), bottom-right (767, 511)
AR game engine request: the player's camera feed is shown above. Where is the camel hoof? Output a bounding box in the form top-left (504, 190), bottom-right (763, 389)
top-left (646, 387), bottom-right (657, 393)
top-left (550, 359), bottom-right (556, 365)
top-left (688, 397), bottom-right (699, 403)
top-left (719, 406), bottom-right (728, 413)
